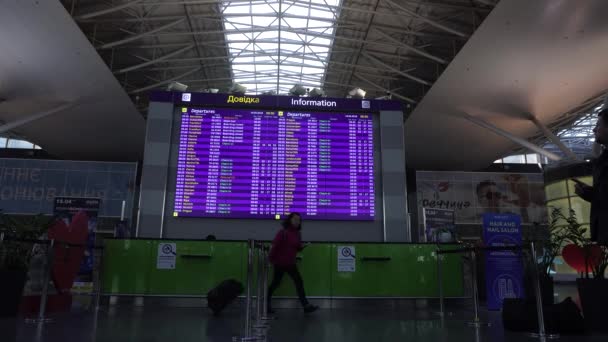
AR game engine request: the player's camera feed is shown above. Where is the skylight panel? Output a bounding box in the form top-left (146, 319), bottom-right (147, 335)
top-left (222, 0), bottom-right (341, 94)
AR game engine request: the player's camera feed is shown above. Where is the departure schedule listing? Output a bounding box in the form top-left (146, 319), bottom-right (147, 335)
top-left (174, 107), bottom-right (375, 221)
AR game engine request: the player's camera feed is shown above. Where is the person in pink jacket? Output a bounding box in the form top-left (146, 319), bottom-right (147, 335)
top-left (267, 213), bottom-right (318, 314)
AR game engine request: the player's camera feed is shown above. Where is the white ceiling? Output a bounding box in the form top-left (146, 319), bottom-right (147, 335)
top-left (405, 0), bottom-right (608, 171)
top-left (0, 0), bottom-right (145, 161)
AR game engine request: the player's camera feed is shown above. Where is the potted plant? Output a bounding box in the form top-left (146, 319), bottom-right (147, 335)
top-left (0, 213), bottom-right (54, 317)
top-left (561, 209), bottom-right (608, 333)
top-left (528, 207), bottom-right (569, 305)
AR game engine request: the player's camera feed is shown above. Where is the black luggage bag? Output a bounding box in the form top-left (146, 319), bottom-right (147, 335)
top-left (207, 279), bottom-right (244, 316)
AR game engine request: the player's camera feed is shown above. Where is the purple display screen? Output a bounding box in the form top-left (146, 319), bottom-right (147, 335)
top-left (174, 107), bottom-right (375, 220)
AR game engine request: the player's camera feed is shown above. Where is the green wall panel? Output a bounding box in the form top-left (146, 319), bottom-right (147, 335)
top-left (102, 239), bottom-right (153, 294)
top-left (102, 240), bottom-right (464, 298)
top-left (146, 241), bottom-right (246, 295)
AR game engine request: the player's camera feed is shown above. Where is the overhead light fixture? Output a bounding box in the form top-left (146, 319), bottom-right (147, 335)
top-left (309, 88), bottom-right (325, 98)
top-left (262, 90), bottom-right (277, 96)
top-left (289, 84), bottom-right (307, 97)
top-left (375, 92), bottom-right (392, 100)
top-left (167, 81), bottom-right (188, 92)
top-left (348, 87), bottom-right (366, 99)
top-left (200, 88), bottom-right (219, 94)
top-left (229, 83), bottom-right (247, 95)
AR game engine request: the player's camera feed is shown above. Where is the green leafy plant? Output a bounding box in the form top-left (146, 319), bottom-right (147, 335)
top-left (535, 207), bottom-right (570, 278)
top-left (0, 213), bottom-right (55, 271)
top-left (561, 208), bottom-right (607, 280)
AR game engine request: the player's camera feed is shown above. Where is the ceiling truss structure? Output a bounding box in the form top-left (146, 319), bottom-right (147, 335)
top-left (63, 0), bottom-right (496, 114)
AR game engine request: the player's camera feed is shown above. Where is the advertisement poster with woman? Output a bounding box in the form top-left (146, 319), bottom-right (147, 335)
top-left (416, 171), bottom-right (547, 236)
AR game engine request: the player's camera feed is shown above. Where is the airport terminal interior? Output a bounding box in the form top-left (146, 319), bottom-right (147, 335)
top-left (1, 0), bottom-right (608, 341)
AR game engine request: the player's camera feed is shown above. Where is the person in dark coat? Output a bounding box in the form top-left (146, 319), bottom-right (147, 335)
top-left (575, 108), bottom-right (608, 245)
top-left (267, 212), bottom-right (318, 314)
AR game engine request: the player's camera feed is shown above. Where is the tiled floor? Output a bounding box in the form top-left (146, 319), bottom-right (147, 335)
top-left (1, 303), bottom-right (607, 342)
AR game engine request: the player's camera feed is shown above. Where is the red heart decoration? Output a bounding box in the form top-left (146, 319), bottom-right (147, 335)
top-left (48, 211), bottom-right (89, 293)
top-left (562, 243), bottom-right (603, 273)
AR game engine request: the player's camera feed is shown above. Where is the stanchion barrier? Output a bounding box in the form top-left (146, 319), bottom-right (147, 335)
top-left (252, 242), bottom-right (270, 341)
top-left (233, 239), bottom-right (258, 342)
top-left (436, 244), bottom-right (528, 328)
top-left (1, 235), bottom-right (106, 322)
top-left (25, 239), bottom-right (55, 324)
top-left (435, 248), bottom-right (445, 317)
top-left (466, 248), bottom-right (489, 328)
top-left (527, 241), bottom-right (559, 340)
top-left (261, 245), bottom-right (273, 321)
top-left (93, 240), bottom-right (105, 313)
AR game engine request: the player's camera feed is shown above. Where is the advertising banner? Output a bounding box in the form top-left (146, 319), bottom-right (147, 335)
top-left (53, 197), bottom-right (101, 288)
top-left (416, 171), bottom-right (547, 232)
top-left (482, 213), bottom-right (524, 310)
top-left (423, 208), bottom-right (455, 242)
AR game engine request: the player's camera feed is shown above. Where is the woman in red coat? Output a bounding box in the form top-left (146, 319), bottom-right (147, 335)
top-left (267, 213), bottom-right (318, 314)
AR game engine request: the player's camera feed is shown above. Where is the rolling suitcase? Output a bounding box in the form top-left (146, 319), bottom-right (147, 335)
top-left (207, 279), bottom-right (244, 316)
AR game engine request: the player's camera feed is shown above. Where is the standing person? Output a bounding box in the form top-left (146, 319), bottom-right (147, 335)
top-left (575, 108), bottom-right (608, 245)
top-left (267, 213), bottom-right (318, 314)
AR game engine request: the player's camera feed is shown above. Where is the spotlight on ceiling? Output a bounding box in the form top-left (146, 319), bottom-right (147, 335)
top-left (308, 88), bottom-right (325, 98)
top-left (261, 90), bottom-right (277, 96)
top-left (289, 84), bottom-right (307, 96)
top-left (229, 83), bottom-right (247, 95)
top-left (201, 88), bottom-right (219, 94)
top-left (348, 87), bottom-right (366, 99)
top-left (167, 81), bottom-right (188, 92)
top-left (375, 91), bottom-right (392, 100)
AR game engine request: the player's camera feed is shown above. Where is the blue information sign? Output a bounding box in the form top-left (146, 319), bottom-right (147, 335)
top-left (482, 213), bottom-right (524, 310)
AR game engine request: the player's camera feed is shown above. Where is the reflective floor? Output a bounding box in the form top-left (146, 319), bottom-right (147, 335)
top-left (1, 303), bottom-right (607, 342)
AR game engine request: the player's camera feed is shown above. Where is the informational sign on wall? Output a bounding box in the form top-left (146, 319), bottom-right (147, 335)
top-left (337, 246), bottom-right (356, 272)
top-left (423, 208), bottom-right (455, 242)
top-left (0, 158), bottom-right (137, 217)
top-left (482, 213), bottom-right (524, 310)
top-left (53, 197), bottom-right (101, 287)
top-left (157, 243), bottom-right (177, 270)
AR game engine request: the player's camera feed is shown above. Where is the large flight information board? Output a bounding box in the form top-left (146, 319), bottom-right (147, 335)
top-left (174, 107), bottom-right (375, 220)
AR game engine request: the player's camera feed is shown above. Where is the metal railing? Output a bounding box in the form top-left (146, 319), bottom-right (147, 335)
top-left (0, 233), bottom-right (105, 323)
top-left (234, 239), bottom-right (273, 342)
top-left (436, 243), bottom-right (558, 339)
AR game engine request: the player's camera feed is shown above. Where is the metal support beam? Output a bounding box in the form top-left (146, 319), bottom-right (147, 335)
top-left (373, 28), bottom-right (448, 64)
top-left (0, 103), bottom-right (74, 134)
top-left (362, 52), bottom-right (431, 86)
top-left (528, 113), bottom-right (579, 160)
top-left (75, 0), bottom-right (144, 20)
top-left (99, 19), bottom-right (185, 49)
top-left (114, 45), bottom-right (194, 74)
top-left (383, 0), bottom-right (468, 37)
top-left (353, 73), bottom-right (417, 104)
top-left (129, 67), bottom-right (201, 94)
top-left (460, 112), bottom-right (562, 161)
